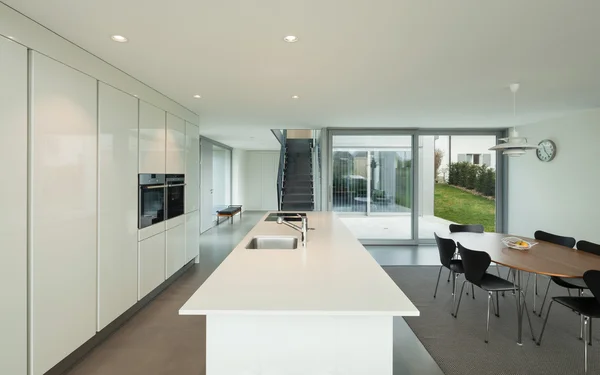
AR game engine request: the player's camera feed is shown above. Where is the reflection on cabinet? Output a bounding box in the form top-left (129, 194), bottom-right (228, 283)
top-left (0, 36), bottom-right (27, 375)
top-left (139, 232), bottom-right (166, 300)
top-left (166, 224), bottom-right (186, 278)
top-left (97, 82), bottom-right (139, 331)
top-left (185, 122), bottom-right (200, 213)
top-left (186, 210), bottom-right (200, 262)
top-left (30, 51), bottom-right (98, 375)
top-left (245, 151), bottom-right (279, 210)
top-left (139, 101), bottom-right (166, 174)
top-left (166, 113), bottom-right (186, 174)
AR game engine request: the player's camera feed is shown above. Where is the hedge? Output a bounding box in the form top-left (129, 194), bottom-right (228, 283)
top-left (448, 162), bottom-right (495, 198)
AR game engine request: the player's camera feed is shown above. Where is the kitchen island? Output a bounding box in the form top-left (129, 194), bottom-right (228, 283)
top-left (180, 211), bottom-right (419, 375)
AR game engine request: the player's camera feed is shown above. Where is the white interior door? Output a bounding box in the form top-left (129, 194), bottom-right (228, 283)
top-left (201, 139), bottom-right (214, 232)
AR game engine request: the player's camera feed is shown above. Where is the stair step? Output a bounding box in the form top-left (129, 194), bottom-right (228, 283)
top-left (281, 202), bottom-right (314, 211)
top-left (284, 181), bottom-right (312, 188)
top-left (282, 193), bottom-right (313, 202)
top-left (283, 186), bottom-right (313, 194)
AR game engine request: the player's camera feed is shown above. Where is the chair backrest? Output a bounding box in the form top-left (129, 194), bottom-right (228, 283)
top-left (577, 240), bottom-right (600, 256)
top-left (534, 230), bottom-right (576, 248)
top-left (449, 224), bottom-right (484, 233)
top-left (457, 242), bottom-right (491, 285)
top-left (583, 270), bottom-right (600, 305)
top-left (434, 233), bottom-right (457, 268)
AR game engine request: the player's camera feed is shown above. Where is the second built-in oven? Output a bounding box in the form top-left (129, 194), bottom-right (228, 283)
top-left (166, 174), bottom-right (185, 220)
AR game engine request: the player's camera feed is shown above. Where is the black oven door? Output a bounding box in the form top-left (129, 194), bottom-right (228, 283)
top-left (166, 183), bottom-right (185, 220)
top-left (139, 185), bottom-right (165, 229)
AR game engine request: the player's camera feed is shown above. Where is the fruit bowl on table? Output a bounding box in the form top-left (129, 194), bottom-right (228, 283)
top-left (502, 237), bottom-right (535, 250)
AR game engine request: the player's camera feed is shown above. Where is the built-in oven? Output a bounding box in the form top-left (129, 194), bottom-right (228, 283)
top-left (138, 174), bottom-right (166, 229)
top-left (166, 174), bottom-right (185, 220)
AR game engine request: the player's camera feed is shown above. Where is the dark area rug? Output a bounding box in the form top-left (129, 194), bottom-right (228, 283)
top-left (384, 265), bottom-right (600, 375)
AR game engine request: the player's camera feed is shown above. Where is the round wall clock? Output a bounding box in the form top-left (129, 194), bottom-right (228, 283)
top-left (536, 139), bottom-right (556, 162)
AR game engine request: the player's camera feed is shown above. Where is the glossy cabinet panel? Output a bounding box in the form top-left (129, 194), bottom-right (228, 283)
top-left (166, 113), bottom-right (186, 174)
top-left (138, 232), bottom-right (166, 300)
top-left (186, 210), bottom-right (200, 262)
top-left (0, 36), bottom-right (27, 375)
top-left (185, 122), bottom-right (200, 213)
top-left (30, 52), bottom-right (98, 375)
top-left (139, 101), bottom-right (166, 174)
top-left (166, 224), bottom-right (186, 278)
top-left (97, 83), bottom-right (139, 331)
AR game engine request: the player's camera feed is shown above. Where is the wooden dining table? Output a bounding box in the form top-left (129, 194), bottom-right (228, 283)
top-left (442, 231), bottom-right (600, 345)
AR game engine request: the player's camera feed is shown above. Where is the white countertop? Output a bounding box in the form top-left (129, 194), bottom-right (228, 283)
top-left (179, 212), bottom-right (419, 317)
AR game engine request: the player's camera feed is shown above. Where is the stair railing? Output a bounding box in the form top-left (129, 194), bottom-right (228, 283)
top-left (276, 130), bottom-right (287, 211)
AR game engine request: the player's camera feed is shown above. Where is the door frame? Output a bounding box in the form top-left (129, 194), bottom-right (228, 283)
top-left (326, 128), bottom-right (506, 246)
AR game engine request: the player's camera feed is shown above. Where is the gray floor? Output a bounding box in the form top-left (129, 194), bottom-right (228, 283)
top-left (367, 245), bottom-right (440, 266)
top-left (65, 211), bottom-right (443, 375)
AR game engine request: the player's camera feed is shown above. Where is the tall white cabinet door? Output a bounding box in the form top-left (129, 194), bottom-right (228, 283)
top-left (0, 36), bottom-right (27, 375)
top-left (186, 210), bottom-right (200, 262)
top-left (166, 113), bottom-right (186, 173)
top-left (97, 83), bottom-right (139, 331)
top-left (166, 224), bottom-right (186, 278)
top-left (139, 101), bottom-right (166, 174)
top-left (138, 232), bottom-right (166, 300)
top-left (185, 122), bottom-right (200, 213)
top-left (30, 52), bottom-right (98, 375)
top-left (200, 139), bottom-right (214, 233)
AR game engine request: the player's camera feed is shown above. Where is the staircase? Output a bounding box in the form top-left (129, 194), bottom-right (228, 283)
top-left (281, 139), bottom-right (314, 211)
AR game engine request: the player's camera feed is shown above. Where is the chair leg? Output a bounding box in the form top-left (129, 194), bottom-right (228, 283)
top-left (471, 283), bottom-right (475, 299)
top-left (589, 319), bottom-right (593, 346)
top-left (503, 269), bottom-right (512, 297)
top-left (433, 266), bottom-right (443, 298)
top-left (537, 278), bottom-right (553, 317)
top-left (533, 274), bottom-right (538, 313)
top-left (447, 269), bottom-right (451, 283)
top-left (452, 272), bottom-right (458, 313)
top-left (537, 300), bottom-right (555, 346)
top-left (452, 280), bottom-right (467, 318)
top-left (495, 291), bottom-right (500, 317)
top-left (486, 291), bottom-right (492, 343)
top-left (580, 289), bottom-right (585, 340)
top-left (584, 316), bottom-right (589, 374)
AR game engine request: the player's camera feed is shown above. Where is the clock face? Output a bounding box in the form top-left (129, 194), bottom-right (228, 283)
top-left (536, 139), bottom-right (556, 162)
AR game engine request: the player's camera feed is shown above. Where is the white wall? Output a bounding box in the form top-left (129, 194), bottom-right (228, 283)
top-left (508, 109), bottom-right (600, 243)
top-left (232, 149), bottom-right (247, 208)
top-left (0, 35), bottom-right (27, 375)
top-left (244, 151), bottom-right (279, 210)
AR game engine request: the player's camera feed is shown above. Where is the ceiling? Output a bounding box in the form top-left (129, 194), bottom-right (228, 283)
top-left (5, 0), bottom-right (600, 150)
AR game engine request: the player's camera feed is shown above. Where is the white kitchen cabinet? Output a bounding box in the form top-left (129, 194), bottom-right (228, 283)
top-left (166, 224), bottom-right (187, 278)
top-left (97, 82), bottom-right (139, 331)
top-left (139, 101), bottom-right (166, 174)
top-left (0, 36), bottom-right (27, 375)
top-left (185, 122), bottom-right (200, 213)
top-left (166, 113), bottom-right (186, 174)
top-left (186, 210), bottom-right (200, 262)
top-left (138, 232), bottom-right (166, 300)
top-left (30, 52), bottom-right (98, 375)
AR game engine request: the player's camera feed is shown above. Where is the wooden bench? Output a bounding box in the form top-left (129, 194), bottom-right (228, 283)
top-left (216, 205), bottom-right (243, 225)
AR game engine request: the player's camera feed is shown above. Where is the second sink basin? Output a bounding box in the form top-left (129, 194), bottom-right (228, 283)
top-left (246, 236), bottom-right (298, 250)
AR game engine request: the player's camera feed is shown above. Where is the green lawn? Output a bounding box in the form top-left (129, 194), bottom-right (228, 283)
top-left (434, 184), bottom-right (496, 232)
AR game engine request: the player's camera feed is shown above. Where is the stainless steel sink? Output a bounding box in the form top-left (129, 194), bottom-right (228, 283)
top-left (245, 236), bottom-right (298, 250)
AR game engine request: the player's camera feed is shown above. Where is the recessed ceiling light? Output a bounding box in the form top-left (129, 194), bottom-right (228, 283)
top-left (111, 35), bottom-right (128, 43)
top-left (193, 94), bottom-right (201, 99)
top-left (283, 35), bottom-right (298, 43)
top-left (291, 95), bottom-right (300, 99)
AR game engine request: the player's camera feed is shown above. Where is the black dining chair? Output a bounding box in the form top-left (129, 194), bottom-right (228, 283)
top-left (454, 242), bottom-right (536, 343)
top-left (537, 270), bottom-right (600, 374)
top-left (535, 230), bottom-right (578, 317)
top-left (577, 240), bottom-right (600, 256)
top-left (450, 223), bottom-right (502, 282)
top-left (433, 233), bottom-right (474, 313)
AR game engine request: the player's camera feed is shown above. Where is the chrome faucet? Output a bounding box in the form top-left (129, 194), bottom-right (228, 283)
top-left (276, 214), bottom-right (307, 247)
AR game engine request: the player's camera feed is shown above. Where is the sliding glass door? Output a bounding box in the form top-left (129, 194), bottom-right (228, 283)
top-left (327, 130), bottom-right (504, 245)
top-left (331, 134), bottom-right (413, 241)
